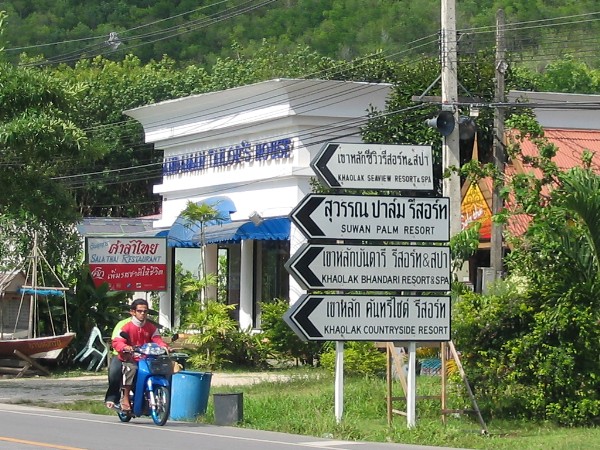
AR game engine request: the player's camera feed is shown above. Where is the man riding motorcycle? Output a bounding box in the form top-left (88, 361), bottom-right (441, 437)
top-left (111, 299), bottom-right (168, 412)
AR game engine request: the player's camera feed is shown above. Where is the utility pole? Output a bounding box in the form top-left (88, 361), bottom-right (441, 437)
top-left (403, 0), bottom-right (462, 430)
top-left (491, 9), bottom-right (506, 276)
top-left (441, 0), bottom-right (461, 240)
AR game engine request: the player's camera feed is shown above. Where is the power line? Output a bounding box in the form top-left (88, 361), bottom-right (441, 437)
top-left (10, 4), bottom-right (600, 68)
top-left (7, 7), bottom-right (597, 197)
top-left (19, 0), bottom-right (279, 67)
top-left (4, 0), bottom-right (234, 53)
top-left (53, 102), bottom-right (433, 191)
top-left (57, 92), bottom-right (600, 193)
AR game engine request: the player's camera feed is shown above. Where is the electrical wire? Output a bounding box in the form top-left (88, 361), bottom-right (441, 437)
top-left (4, 0), bottom-right (233, 53)
top-left (57, 91), bottom-right (600, 198)
top-left (52, 101), bottom-right (433, 191)
top-left (4, 5), bottom-right (598, 207)
top-left (8, 1), bottom-right (600, 71)
top-left (19, 0), bottom-right (279, 67)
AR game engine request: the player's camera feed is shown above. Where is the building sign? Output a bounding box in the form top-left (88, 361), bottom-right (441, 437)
top-left (461, 182), bottom-right (492, 239)
top-left (163, 137), bottom-right (294, 176)
top-left (86, 237), bottom-right (167, 291)
top-left (284, 294), bottom-right (451, 341)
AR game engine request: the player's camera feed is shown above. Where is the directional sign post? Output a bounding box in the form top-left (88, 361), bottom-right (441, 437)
top-left (286, 243), bottom-right (451, 292)
top-left (311, 142), bottom-right (433, 190)
top-left (284, 294), bottom-right (451, 341)
top-left (288, 140), bottom-right (450, 427)
top-left (291, 194), bottom-right (449, 242)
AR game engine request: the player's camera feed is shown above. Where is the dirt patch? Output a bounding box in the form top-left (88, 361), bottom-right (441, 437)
top-left (0, 372), bottom-right (291, 405)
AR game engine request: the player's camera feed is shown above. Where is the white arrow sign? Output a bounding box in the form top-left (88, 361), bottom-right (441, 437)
top-left (284, 294), bottom-right (451, 341)
top-left (290, 194), bottom-right (449, 241)
top-left (285, 243), bottom-right (451, 291)
top-left (311, 142), bottom-right (434, 190)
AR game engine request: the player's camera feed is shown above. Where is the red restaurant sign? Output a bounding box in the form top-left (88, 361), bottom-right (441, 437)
top-left (86, 237), bottom-right (168, 291)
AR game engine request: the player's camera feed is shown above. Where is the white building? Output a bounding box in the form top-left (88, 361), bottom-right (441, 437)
top-left (125, 78), bottom-right (392, 330)
top-left (508, 90), bottom-right (600, 129)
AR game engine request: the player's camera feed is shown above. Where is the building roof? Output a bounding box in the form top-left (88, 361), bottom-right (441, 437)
top-left (124, 78), bottom-right (393, 147)
top-left (0, 271), bottom-right (26, 294)
top-left (508, 91), bottom-right (600, 130)
top-left (509, 128), bottom-right (600, 237)
top-left (76, 217), bottom-right (165, 237)
top-left (517, 128), bottom-right (600, 172)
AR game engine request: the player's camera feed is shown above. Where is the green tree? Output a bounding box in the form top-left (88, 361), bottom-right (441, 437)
top-left (362, 52), bottom-right (500, 194)
top-left (0, 12), bottom-right (92, 273)
top-left (454, 121), bottom-right (600, 425)
top-left (51, 44), bottom-right (337, 219)
top-left (536, 56), bottom-right (600, 94)
top-left (4, 0), bottom-right (600, 69)
top-left (178, 200), bottom-right (226, 303)
top-left (52, 55), bottom-right (211, 217)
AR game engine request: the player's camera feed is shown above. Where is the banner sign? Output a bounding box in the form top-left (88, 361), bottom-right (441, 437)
top-left (86, 237), bottom-right (167, 291)
top-left (461, 182), bottom-right (492, 240)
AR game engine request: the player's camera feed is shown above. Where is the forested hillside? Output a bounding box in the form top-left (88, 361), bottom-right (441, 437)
top-left (1, 0), bottom-right (600, 69)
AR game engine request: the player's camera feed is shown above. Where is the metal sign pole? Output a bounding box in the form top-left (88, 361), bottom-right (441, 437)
top-left (335, 341), bottom-right (344, 423)
top-left (407, 342), bottom-right (417, 428)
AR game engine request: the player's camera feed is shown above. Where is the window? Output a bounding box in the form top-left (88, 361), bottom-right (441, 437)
top-left (254, 240), bottom-right (290, 327)
top-left (218, 244), bottom-right (241, 321)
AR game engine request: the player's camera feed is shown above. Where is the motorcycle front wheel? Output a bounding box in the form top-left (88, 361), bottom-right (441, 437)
top-left (150, 385), bottom-right (170, 426)
top-left (117, 409), bottom-right (132, 423)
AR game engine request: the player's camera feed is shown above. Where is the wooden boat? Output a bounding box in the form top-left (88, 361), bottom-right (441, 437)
top-left (0, 333), bottom-right (75, 359)
top-left (0, 234), bottom-right (75, 361)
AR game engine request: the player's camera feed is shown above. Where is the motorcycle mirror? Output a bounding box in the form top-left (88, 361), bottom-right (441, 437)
top-left (172, 333), bottom-right (179, 342)
top-left (120, 331), bottom-right (131, 343)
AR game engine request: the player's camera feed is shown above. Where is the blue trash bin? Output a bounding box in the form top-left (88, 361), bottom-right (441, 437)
top-left (169, 371), bottom-right (212, 421)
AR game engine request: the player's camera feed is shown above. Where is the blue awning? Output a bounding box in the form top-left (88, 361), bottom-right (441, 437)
top-left (204, 217), bottom-right (290, 244)
top-left (167, 196), bottom-right (236, 247)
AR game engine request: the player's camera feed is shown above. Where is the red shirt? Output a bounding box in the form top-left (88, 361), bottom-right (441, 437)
top-left (112, 320), bottom-right (167, 362)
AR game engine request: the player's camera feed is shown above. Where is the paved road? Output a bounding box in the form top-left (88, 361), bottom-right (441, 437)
top-left (0, 373), bottom-right (471, 450)
top-left (0, 403), bottom-right (468, 450)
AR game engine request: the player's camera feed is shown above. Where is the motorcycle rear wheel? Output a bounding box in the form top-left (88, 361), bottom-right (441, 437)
top-left (151, 385), bottom-right (170, 426)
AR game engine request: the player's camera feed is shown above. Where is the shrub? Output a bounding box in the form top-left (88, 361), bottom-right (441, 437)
top-left (225, 328), bottom-right (272, 369)
top-left (453, 275), bottom-right (600, 425)
top-left (320, 342), bottom-right (386, 377)
top-left (260, 299), bottom-right (323, 366)
top-left (183, 300), bottom-right (237, 369)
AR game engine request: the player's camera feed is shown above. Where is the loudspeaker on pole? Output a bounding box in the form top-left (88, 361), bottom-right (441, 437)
top-left (425, 111), bottom-right (455, 136)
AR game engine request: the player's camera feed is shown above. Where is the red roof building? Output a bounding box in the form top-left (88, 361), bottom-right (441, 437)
top-left (460, 91), bottom-right (600, 288)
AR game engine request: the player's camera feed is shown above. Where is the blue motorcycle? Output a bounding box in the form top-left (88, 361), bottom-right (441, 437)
top-left (117, 341), bottom-right (173, 426)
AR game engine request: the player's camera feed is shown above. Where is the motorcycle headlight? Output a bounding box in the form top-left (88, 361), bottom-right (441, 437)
top-left (140, 343), bottom-right (165, 355)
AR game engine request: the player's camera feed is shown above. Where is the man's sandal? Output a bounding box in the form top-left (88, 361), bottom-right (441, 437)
top-left (120, 402), bottom-right (131, 412)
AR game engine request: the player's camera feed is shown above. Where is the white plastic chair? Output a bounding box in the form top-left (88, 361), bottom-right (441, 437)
top-left (73, 326), bottom-right (108, 371)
